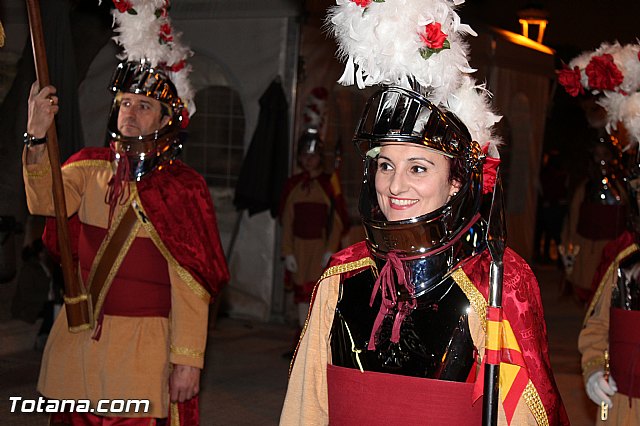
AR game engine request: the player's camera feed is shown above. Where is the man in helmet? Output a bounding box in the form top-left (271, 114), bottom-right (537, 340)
top-left (278, 128), bottom-right (349, 356)
top-left (23, 59), bottom-right (229, 425)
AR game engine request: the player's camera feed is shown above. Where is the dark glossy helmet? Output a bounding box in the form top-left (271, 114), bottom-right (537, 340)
top-left (298, 128), bottom-right (324, 156)
top-left (107, 60), bottom-right (187, 180)
top-left (355, 87), bottom-right (487, 295)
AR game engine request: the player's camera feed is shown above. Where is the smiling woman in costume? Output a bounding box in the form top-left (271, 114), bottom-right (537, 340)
top-left (279, 1), bottom-right (568, 425)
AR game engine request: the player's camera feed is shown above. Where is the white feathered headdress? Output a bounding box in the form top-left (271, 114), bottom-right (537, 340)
top-left (558, 41), bottom-right (640, 145)
top-left (327, 0), bottom-right (502, 156)
top-left (109, 0), bottom-right (195, 116)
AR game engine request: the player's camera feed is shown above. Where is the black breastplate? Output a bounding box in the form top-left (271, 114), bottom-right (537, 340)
top-left (330, 269), bottom-right (475, 381)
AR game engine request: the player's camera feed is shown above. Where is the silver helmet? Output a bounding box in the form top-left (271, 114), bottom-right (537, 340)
top-left (355, 87), bottom-right (488, 296)
top-left (107, 60), bottom-right (187, 181)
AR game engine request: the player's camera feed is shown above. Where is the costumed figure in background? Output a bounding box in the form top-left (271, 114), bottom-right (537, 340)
top-left (280, 1), bottom-right (568, 425)
top-left (279, 87), bottom-right (350, 353)
top-left (559, 92), bottom-right (629, 303)
top-left (560, 41), bottom-right (640, 424)
top-left (23, 1), bottom-right (229, 424)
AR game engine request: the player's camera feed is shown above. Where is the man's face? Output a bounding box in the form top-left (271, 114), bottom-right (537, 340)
top-left (117, 93), bottom-right (170, 137)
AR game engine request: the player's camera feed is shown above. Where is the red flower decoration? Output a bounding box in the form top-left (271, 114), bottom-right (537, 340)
top-left (586, 53), bottom-right (624, 91)
top-left (352, 0), bottom-right (372, 6)
top-left (113, 0), bottom-right (133, 13)
top-left (160, 23), bottom-right (173, 43)
top-left (420, 22), bottom-right (447, 49)
top-left (180, 107), bottom-right (190, 129)
top-left (168, 60), bottom-right (185, 72)
top-left (557, 65), bottom-right (584, 97)
top-left (482, 145), bottom-right (500, 195)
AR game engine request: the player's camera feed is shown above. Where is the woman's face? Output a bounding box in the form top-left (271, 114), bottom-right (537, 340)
top-left (374, 143), bottom-right (460, 222)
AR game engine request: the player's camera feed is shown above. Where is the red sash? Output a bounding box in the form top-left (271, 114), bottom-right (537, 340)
top-left (79, 223), bottom-right (171, 318)
top-left (610, 308), bottom-right (640, 398)
top-left (327, 364), bottom-right (481, 425)
top-left (293, 202), bottom-right (328, 239)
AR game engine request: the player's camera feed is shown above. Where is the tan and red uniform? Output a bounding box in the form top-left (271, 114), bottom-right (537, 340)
top-left (280, 242), bottom-right (568, 426)
top-left (579, 231), bottom-right (640, 425)
top-left (279, 172), bottom-right (348, 303)
top-left (23, 147), bottom-right (229, 423)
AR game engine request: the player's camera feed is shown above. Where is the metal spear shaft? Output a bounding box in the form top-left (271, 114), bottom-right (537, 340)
top-left (483, 169), bottom-right (506, 426)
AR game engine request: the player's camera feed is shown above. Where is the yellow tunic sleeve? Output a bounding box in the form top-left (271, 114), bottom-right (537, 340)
top-left (169, 266), bottom-right (210, 369)
top-left (578, 264), bottom-right (615, 382)
top-left (280, 274), bottom-right (340, 425)
top-left (23, 146), bottom-right (85, 217)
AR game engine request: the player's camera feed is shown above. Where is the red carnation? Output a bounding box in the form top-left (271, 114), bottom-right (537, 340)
top-left (586, 53), bottom-right (624, 91)
top-left (168, 60), bottom-right (185, 72)
top-left (482, 145), bottom-right (500, 195)
top-left (113, 0), bottom-right (133, 13)
top-left (420, 22), bottom-right (448, 49)
top-left (160, 23), bottom-right (173, 43)
top-left (557, 65), bottom-right (584, 97)
top-left (180, 108), bottom-right (190, 129)
top-left (352, 0), bottom-right (372, 7)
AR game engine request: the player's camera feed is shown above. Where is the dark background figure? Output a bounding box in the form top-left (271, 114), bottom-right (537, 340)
top-left (534, 149), bottom-right (569, 265)
top-left (11, 238), bottom-right (63, 351)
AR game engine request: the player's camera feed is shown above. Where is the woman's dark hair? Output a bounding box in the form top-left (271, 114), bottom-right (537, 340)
top-left (448, 155), bottom-right (466, 187)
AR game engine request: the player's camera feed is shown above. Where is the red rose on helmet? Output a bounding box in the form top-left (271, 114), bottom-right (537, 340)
top-left (586, 53), bottom-right (624, 91)
top-left (420, 22), bottom-right (448, 49)
top-left (160, 23), bottom-right (173, 43)
top-left (557, 65), bottom-right (584, 97)
top-left (482, 145), bottom-right (500, 195)
top-left (113, 0), bottom-right (133, 13)
top-left (352, 0), bottom-right (372, 7)
top-left (180, 108), bottom-right (190, 129)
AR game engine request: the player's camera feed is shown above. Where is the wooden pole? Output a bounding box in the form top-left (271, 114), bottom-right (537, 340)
top-left (25, 0), bottom-right (92, 332)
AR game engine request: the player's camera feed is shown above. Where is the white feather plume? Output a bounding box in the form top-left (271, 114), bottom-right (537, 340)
top-left (446, 76), bottom-right (502, 155)
top-left (111, 0), bottom-right (196, 116)
top-left (329, 0), bottom-right (476, 105)
top-left (328, 0), bottom-right (502, 154)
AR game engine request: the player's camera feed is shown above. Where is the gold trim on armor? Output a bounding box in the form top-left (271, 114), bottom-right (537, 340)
top-left (290, 256), bottom-right (377, 376)
top-left (452, 268), bottom-right (488, 330)
top-left (584, 243), bottom-right (639, 327)
top-left (131, 189), bottom-right (211, 303)
top-left (63, 293), bottom-right (88, 304)
top-left (523, 380), bottom-right (550, 426)
top-left (25, 162), bottom-right (51, 178)
top-left (452, 267), bottom-right (550, 426)
top-left (319, 257), bottom-right (377, 281)
top-left (170, 345), bottom-right (204, 359)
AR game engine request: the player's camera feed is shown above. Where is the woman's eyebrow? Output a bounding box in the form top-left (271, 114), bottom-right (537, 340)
top-left (409, 156), bottom-right (435, 166)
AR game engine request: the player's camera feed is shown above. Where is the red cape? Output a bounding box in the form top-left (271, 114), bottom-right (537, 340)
top-left (326, 242), bottom-right (569, 426)
top-left (43, 147), bottom-right (229, 298)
